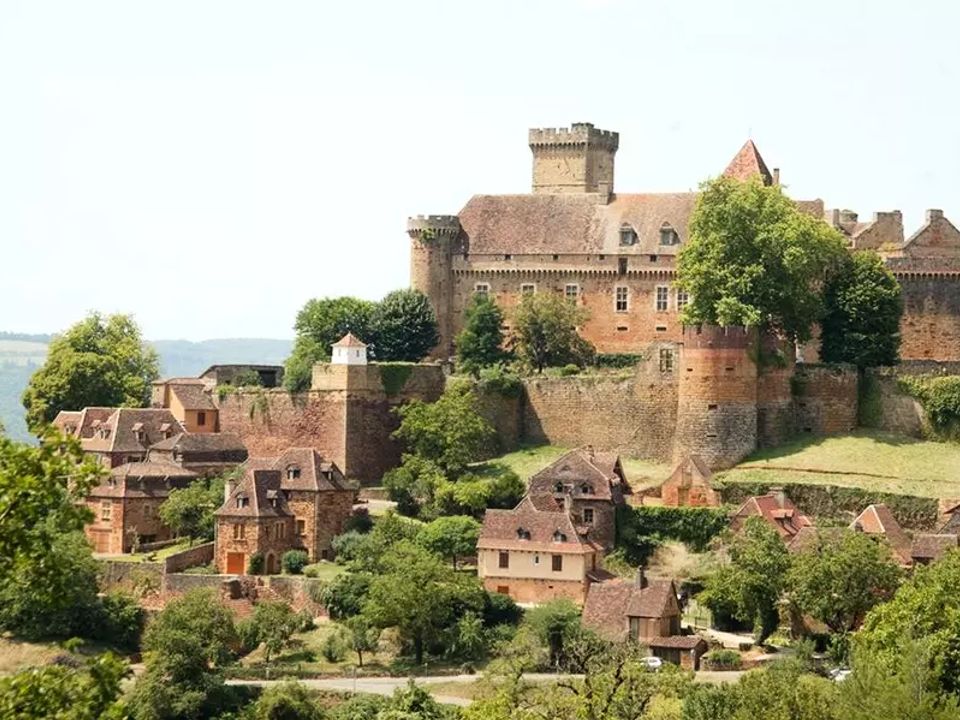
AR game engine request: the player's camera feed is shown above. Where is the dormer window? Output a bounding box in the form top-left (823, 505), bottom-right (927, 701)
top-left (287, 465), bottom-right (301, 480)
top-left (553, 530), bottom-right (568, 542)
top-left (580, 483), bottom-right (591, 495)
top-left (619, 226), bottom-right (637, 246)
top-left (659, 223), bottom-right (679, 246)
top-left (554, 482), bottom-right (564, 493)
top-left (516, 528), bottom-right (531, 540)
top-left (236, 496), bottom-right (250, 509)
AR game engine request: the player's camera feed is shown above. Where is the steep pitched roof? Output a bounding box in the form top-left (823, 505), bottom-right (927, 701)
top-left (722, 140), bottom-right (774, 185)
top-left (582, 578), bottom-right (679, 640)
top-left (332, 333), bottom-right (368, 348)
top-left (478, 496), bottom-right (596, 553)
top-left (243, 448), bottom-right (351, 492)
top-left (89, 461), bottom-right (198, 499)
top-left (664, 456), bottom-right (712, 488)
top-left (148, 432), bottom-right (248, 464)
top-left (216, 468), bottom-right (292, 519)
top-left (731, 493), bottom-right (812, 540)
top-left (851, 504), bottom-right (913, 564)
top-left (170, 383), bottom-right (216, 411)
top-left (528, 448), bottom-right (630, 503)
top-left (81, 408), bottom-right (183, 454)
top-left (911, 534), bottom-right (959, 562)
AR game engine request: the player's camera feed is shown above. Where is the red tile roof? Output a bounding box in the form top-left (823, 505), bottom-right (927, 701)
top-left (851, 504), bottom-right (913, 565)
top-left (216, 468), bottom-right (292, 520)
top-left (731, 493), bottom-right (812, 540)
top-left (722, 140), bottom-right (774, 185)
top-left (478, 497), bottom-right (597, 553)
top-left (582, 578), bottom-right (680, 641)
top-left (89, 461), bottom-right (198, 499)
top-left (81, 408), bottom-right (184, 454)
top-left (170, 383), bottom-right (216, 411)
top-left (244, 448), bottom-right (351, 493)
top-left (332, 333), bottom-right (367, 348)
top-left (528, 448), bottom-right (630, 503)
top-left (911, 534), bottom-right (959, 562)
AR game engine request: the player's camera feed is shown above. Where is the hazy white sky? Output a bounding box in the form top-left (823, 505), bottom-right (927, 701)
top-left (1, 0), bottom-right (958, 340)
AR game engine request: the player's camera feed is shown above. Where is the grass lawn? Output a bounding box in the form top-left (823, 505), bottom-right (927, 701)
top-left (480, 444), bottom-right (671, 489)
top-left (304, 562), bottom-right (347, 582)
top-left (0, 637), bottom-right (62, 675)
top-left (718, 430), bottom-right (960, 498)
top-left (100, 538), bottom-right (194, 563)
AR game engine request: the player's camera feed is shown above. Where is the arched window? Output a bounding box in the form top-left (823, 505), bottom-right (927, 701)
top-left (553, 530), bottom-right (568, 542)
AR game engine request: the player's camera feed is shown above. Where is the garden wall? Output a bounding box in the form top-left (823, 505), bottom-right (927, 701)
top-left (163, 542), bottom-right (214, 573)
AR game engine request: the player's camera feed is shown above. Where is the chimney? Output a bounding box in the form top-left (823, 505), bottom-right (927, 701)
top-left (636, 566), bottom-right (647, 589)
top-left (772, 168), bottom-right (780, 186)
top-left (927, 209), bottom-right (944, 222)
top-left (224, 474), bottom-right (239, 504)
top-left (770, 486), bottom-right (787, 507)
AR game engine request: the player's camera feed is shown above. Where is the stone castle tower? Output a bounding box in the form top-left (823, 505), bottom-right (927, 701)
top-left (674, 326), bottom-right (758, 469)
top-left (407, 215), bottom-right (463, 358)
top-left (528, 122), bottom-right (619, 196)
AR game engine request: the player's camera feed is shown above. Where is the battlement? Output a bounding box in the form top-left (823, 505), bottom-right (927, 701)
top-left (681, 325), bottom-right (754, 350)
top-left (528, 122), bottom-right (619, 152)
top-left (406, 215), bottom-right (461, 238)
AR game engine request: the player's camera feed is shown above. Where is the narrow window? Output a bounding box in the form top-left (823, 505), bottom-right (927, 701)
top-left (233, 523), bottom-right (245, 540)
top-left (552, 554), bottom-right (563, 572)
top-left (498, 551), bottom-right (509, 569)
top-left (297, 519), bottom-right (306, 536)
top-left (619, 226), bottom-right (637, 246)
top-left (655, 286), bottom-right (669, 312)
top-left (237, 496), bottom-right (249, 509)
top-left (618, 257), bottom-right (628, 275)
top-left (474, 283), bottom-right (490, 297)
top-left (197, 411), bottom-right (206, 427)
top-left (100, 501), bottom-right (112, 522)
top-left (615, 286), bottom-right (629, 312)
top-left (564, 284), bottom-right (579, 302)
top-left (287, 466), bottom-right (301, 480)
top-left (520, 283), bottom-right (536, 295)
top-left (534, 554), bottom-right (540, 565)
top-left (583, 508), bottom-right (595, 524)
top-left (629, 616), bottom-right (640, 641)
top-left (676, 289), bottom-right (690, 310)
top-left (659, 349), bottom-right (674, 373)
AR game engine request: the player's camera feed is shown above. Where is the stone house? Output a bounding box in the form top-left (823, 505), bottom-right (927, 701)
top-left (147, 431), bottom-right (248, 477)
top-left (658, 456), bottom-right (719, 507)
top-left (151, 378), bottom-right (219, 432)
top-left (730, 490), bottom-right (812, 542)
top-left (526, 447), bottom-right (631, 550)
top-left (477, 495), bottom-right (607, 605)
top-left (851, 504), bottom-right (913, 566)
top-left (55, 407), bottom-right (183, 468)
top-left (582, 573), bottom-right (707, 670)
top-left (215, 468), bottom-right (296, 575)
top-left (85, 461), bottom-right (198, 554)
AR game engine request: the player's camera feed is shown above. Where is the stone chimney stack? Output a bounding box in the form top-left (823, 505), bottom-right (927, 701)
top-left (770, 486), bottom-right (787, 507)
top-left (636, 566), bottom-right (647, 589)
top-left (772, 168), bottom-right (780, 185)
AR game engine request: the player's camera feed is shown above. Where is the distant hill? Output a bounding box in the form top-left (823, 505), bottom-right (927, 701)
top-left (0, 335), bottom-right (292, 443)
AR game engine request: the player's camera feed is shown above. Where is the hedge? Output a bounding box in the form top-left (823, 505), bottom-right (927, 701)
top-left (715, 481), bottom-right (939, 530)
top-left (595, 353), bottom-right (645, 369)
top-left (899, 375), bottom-right (960, 440)
top-left (616, 506), bottom-right (729, 564)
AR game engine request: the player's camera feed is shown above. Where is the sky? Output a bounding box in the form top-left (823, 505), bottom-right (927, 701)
top-left (1, 0), bottom-right (958, 341)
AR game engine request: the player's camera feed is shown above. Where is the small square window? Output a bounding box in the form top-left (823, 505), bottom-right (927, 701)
top-left (656, 325), bottom-right (668, 332)
top-left (660, 225), bottom-right (679, 245)
top-left (708, 404), bottom-right (718, 410)
top-left (619, 226), bottom-right (637, 246)
top-left (520, 283), bottom-right (536, 295)
top-left (100, 501), bottom-right (112, 522)
top-left (474, 283), bottom-right (490, 296)
top-left (552, 254), bottom-right (559, 261)
top-left (649, 255), bottom-right (658, 262)
top-left (504, 254), bottom-right (512, 260)
top-left (564, 284), bottom-right (579, 302)
top-left (615, 286), bottom-right (629, 313)
top-left (287, 466), bottom-right (301, 480)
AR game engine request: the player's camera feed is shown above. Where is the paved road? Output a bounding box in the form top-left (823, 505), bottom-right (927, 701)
top-left (228, 668), bottom-right (746, 706)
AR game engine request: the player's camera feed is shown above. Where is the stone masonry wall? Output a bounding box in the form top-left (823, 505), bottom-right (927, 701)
top-left (164, 542), bottom-right (215, 573)
top-left (793, 364), bottom-right (859, 435)
top-left (898, 275), bottom-right (960, 361)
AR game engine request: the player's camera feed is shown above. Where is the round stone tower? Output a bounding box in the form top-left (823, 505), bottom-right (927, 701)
top-left (674, 325), bottom-right (758, 470)
top-left (407, 215), bottom-right (462, 359)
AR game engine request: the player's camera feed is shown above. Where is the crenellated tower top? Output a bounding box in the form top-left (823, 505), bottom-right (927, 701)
top-left (529, 122), bottom-right (619, 198)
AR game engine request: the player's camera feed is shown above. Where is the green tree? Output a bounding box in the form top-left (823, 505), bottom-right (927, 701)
top-left (0, 652), bottom-right (129, 720)
top-left (855, 549), bottom-right (960, 697)
top-left (363, 541), bottom-right (484, 664)
top-left (787, 529), bottom-right (902, 634)
top-left (732, 660), bottom-right (840, 720)
top-left (157, 475), bottom-right (224, 545)
top-left (510, 292), bottom-right (594, 373)
top-left (382, 454), bottom-right (448, 517)
top-left (700, 517), bottom-right (790, 643)
top-left (22, 312), bottom-right (159, 431)
top-left (344, 615), bottom-right (381, 668)
top-left (249, 682), bottom-right (325, 720)
top-left (677, 176), bottom-right (847, 342)
top-left (523, 598), bottom-right (583, 669)
top-left (455, 295), bottom-right (508, 375)
top-left (127, 588), bottom-right (238, 720)
top-left (416, 515), bottom-right (480, 569)
top-left (820, 250), bottom-right (903, 368)
top-left (392, 382), bottom-right (496, 477)
top-left (321, 572), bottom-right (374, 620)
top-left (370, 289), bottom-right (439, 361)
top-left (251, 601), bottom-right (302, 664)
top-left (284, 297), bottom-right (377, 392)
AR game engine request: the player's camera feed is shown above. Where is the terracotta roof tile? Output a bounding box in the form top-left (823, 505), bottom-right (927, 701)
top-left (148, 432), bottom-right (248, 464)
top-left (911, 534), bottom-right (959, 562)
top-left (851, 504), bottom-right (913, 564)
top-left (170, 383), bottom-right (216, 411)
top-left (81, 408), bottom-right (184, 454)
top-left (647, 635), bottom-right (707, 650)
top-left (528, 448), bottom-right (630, 503)
top-left (89, 461), bottom-right (198, 499)
top-left (478, 497), bottom-right (594, 553)
top-left (243, 448), bottom-right (351, 492)
top-left (332, 332), bottom-right (368, 348)
top-left (722, 140), bottom-right (773, 185)
top-left (216, 468), bottom-right (292, 519)
top-left (582, 578), bottom-right (679, 640)
top-left (731, 493), bottom-right (812, 540)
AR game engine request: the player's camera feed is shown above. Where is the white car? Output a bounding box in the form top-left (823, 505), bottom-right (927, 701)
top-left (641, 656), bottom-right (663, 671)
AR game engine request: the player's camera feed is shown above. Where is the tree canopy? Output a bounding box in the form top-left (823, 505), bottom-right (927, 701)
top-left (510, 292), bottom-right (594, 373)
top-left (22, 312), bottom-right (159, 431)
top-left (416, 515), bottom-right (481, 569)
top-left (370, 288), bottom-right (439, 361)
top-left (158, 475), bottom-right (225, 545)
top-left (677, 176), bottom-right (847, 342)
top-left (820, 250), bottom-right (903, 368)
top-left (456, 294), bottom-right (509, 375)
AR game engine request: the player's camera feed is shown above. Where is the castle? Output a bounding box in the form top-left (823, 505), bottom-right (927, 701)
top-left (407, 122), bottom-right (960, 363)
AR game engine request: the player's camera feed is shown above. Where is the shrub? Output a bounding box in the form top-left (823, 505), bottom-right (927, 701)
top-left (559, 363), bottom-right (581, 376)
top-left (331, 531), bottom-right (373, 563)
top-left (899, 375), bottom-right (960, 439)
top-left (482, 590), bottom-right (523, 627)
top-left (343, 507), bottom-right (373, 534)
top-left (94, 592), bottom-right (145, 652)
top-left (321, 629), bottom-right (347, 663)
top-left (248, 553), bottom-right (264, 575)
top-left (236, 617), bottom-right (261, 655)
top-left (282, 550), bottom-right (310, 575)
top-left (616, 505), bottom-right (729, 564)
top-left (705, 649), bottom-right (742, 670)
top-left (476, 364), bottom-right (523, 398)
top-left (595, 353), bottom-right (644, 369)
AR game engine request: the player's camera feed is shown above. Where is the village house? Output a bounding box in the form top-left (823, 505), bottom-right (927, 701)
top-left (911, 534), bottom-right (960, 565)
top-left (151, 377), bottom-right (219, 432)
top-left (54, 407), bottom-right (184, 468)
top-left (730, 489), bottom-right (812, 541)
top-left (214, 449), bottom-right (356, 573)
top-left (477, 495), bottom-right (607, 605)
top-left (147, 431), bottom-right (248, 477)
top-left (84, 461), bottom-right (199, 554)
top-left (215, 468), bottom-right (295, 575)
top-left (851, 503), bottom-right (914, 566)
top-left (526, 447), bottom-right (632, 550)
top-left (657, 456), bottom-right (719, 507)
top-left (582, 572), bottom-right (707, 670)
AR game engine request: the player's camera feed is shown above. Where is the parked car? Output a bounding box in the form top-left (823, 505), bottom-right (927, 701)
top-left (641, 656), bottom-right (663, 671)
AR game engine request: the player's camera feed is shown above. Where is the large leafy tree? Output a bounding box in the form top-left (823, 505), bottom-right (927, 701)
top-left (362, 541), bottom-right (484, 664)
top-left (820, 251), bottom-right (903, 368)
top-left (787, 529), bottom-right (902, 634)
top-left (416, 515), bottom-right (481, 569)
top-left (284, 296), bottom-right (377, 391)
top-left (371, 288), bottom-right (439, 361)
top-left (510, 292), bottom-right (594, 373)
top-left (249, 601), bottom-right (302, 664)
top-left (700, 517), bottom-right (790, 643)
top-left (248, 682), bottom-right (324, 720)
top-left (456, 295), bottom-right (509, 375)
top-left (855, 549), bottom-right (960, 697)
top-left (158, 475), bottom-right (226, 545)
top-left (22, 312), bottom-right (159, 432)
top-left (677, 176), bottom-right (847, 342)
top-left (392, 382), bottom-right (496, 477)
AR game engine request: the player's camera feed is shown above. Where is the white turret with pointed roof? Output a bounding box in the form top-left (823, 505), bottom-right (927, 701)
top-left (332, 333), bottom-right (368, 366)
